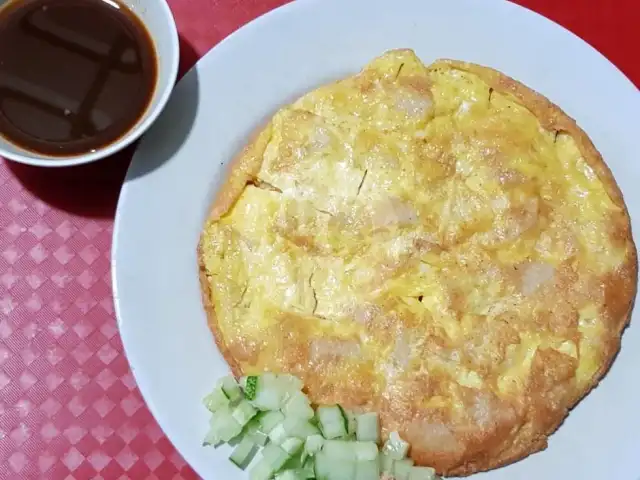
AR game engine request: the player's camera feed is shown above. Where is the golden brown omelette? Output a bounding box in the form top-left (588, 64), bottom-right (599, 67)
top-left (198, 50), bottom-right (637, 476)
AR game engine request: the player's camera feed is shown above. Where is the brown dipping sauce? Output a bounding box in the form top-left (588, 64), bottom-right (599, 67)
top-left (0, 0), bottom-right (157, 157)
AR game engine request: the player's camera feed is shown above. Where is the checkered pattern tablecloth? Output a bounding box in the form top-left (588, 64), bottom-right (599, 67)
top-left (0, 0), bottom-right (638, 478)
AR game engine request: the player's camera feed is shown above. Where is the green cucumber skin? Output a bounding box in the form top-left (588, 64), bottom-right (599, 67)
top-left (244, 376), bottom-right (259, 401)
top-left (317, 405), bottom-right (348, 439)
top-left (337, 405), bottom-right (349, 433)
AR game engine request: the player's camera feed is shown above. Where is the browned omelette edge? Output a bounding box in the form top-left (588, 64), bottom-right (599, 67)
top-left (197, 53), bottom-right (638, 476)
top-left (198, 123), bottom-right (273, 381)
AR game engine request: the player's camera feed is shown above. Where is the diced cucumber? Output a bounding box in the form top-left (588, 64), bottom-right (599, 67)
top-left (345, 410), bottom-right (357, 436)
top-left (320, 440), bottom-right (342, 460)
top-left (301, 456), bottom-right (316, 478)
top-left (244, 414), bottom-right (269, 446)
top-left (259, 411), bottom-right (286, 434)
top-left (280, 452), bottom-right (304, 471)
top-left (338, 406), bottom-right (349, 425)
top-left (304, 434), bottom-right (324, 456)
top-left (408, 466), bottom-right (438, 480)
top-left (322, 440), bottom-right (378, 462)
top-left (232, 400), bottom-right (258, 427)
top-left (244, 414), bottom-right (262, 433)
top-left (318, 441), bottom-right (372, 479)
top-left (220, 376), bottom-right (243, 403)
top-left (283, 416), bottom-right (321, 439)
top-left (354, 442), bottom-right (378, 461)
top-left (383, 431), bottom-right (410, 460)
top-left (203, 386), bottom-right (229, 413)
top-left (262, 443), bottom-right (291, 472)
top-left (261, 373), bottom-right (278, 383)
top-left (322, 440), bottom-right (353, 461)
top-left (250, 431), bottom-right (269, 446)
top-left (206, 372), bottom-right (443, 480)
top-left (250, 458), bottom-right (275, 480)
top-left (355, 412), bottom-right (379, 442)
top-left (380, 452), bottom-right (395, 474)
top-left (274, 470), bottom-right (304, 480)
top-left (227, 432), bottom-right (245, 447)
top-left (209, 407), bottom-right (243, 442)
top-left (252, 375), bottom-right (287, 411)
top-left (244, 376), bottom-right (259, 401)
top-left (229, 436), bottom-right (259, 470)
top-left (281, 437), bottom-right (304, 455)
top-left (355, 459), bottom-right (380, 480)
top-left (314, 452), bottom-right (331, 479)
top-left (316, 405), bottom-right (348, 439)
top-left (314, 451), bottom-right (355, 480)
top-left (277, 374), bottom-right (304, 393)
top-left (202, 427), bottom-right (223, 447)
top-left (269, 423), bottom-right (289, 445)
top-left (283, 391), bottom-right (315, 420)
top-left (329, 459), bottom-right (356, 480)
top-left (394, 458), bottom-right (415, 480)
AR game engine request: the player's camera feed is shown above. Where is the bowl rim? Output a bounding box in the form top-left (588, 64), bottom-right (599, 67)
top-left (0, 0), bottom-right (180, 168)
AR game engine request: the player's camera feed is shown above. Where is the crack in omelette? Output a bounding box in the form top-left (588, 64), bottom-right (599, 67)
top-left (198, 50), bottom-right (637, 476)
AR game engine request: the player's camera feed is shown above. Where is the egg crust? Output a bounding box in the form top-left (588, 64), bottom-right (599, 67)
top-left (198, 50), bottom-right (637, 476)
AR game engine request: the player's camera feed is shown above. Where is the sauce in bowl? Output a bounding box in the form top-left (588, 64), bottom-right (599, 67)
top-left (0, 0), bottom-right (157, 157)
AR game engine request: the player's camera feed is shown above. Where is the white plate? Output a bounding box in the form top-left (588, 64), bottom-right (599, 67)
top-left (112, 0), bottom-right (640, 478)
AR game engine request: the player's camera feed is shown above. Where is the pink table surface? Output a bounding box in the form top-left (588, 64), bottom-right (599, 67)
top-left (0, 0), bottom-right (638, 478)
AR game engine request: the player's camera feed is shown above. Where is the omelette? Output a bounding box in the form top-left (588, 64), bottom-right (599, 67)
top-left (198, 50), bottom-right (637, 476)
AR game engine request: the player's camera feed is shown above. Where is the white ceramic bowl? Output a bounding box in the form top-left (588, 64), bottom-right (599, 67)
top-left (0, 0), bottom-right (179, 168)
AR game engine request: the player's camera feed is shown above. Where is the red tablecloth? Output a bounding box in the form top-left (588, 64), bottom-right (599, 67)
top-left (0, 0), bottom-right (638, 478)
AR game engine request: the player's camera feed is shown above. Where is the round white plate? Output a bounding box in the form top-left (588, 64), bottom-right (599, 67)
top-left (112, 0), bottom-right (640, 478)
